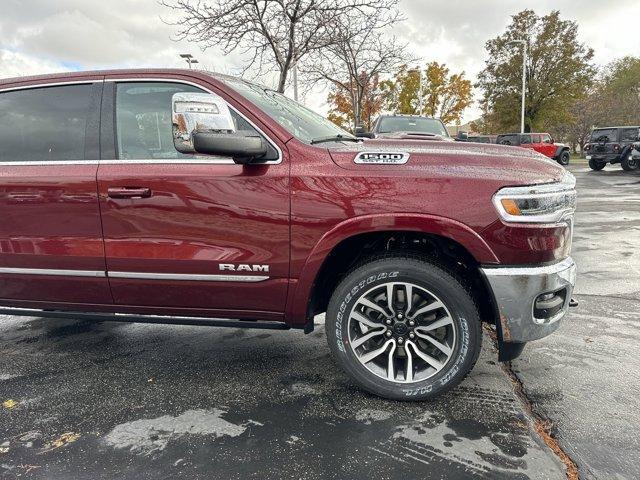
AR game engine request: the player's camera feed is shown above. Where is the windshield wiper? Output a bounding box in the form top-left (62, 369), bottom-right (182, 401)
top-left (310, 134), bottom-right (360, 145)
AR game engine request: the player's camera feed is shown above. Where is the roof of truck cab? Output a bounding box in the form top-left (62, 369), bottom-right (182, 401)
top-left (591, 126), bottom-right (640, 129)
top-left (0, 68), bottom-right (231, 88)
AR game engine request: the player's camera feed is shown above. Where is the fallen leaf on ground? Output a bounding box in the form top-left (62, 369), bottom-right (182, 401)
top-left (40, 432), bottom-right (80, 453)
top-left (2, 399), bottom-right (17, 409)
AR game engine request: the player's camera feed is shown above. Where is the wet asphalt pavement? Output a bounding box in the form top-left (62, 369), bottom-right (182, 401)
top-left (512, 164), bottom-right (640, 480)
top-left (0, 163), bottom-right (638, 480)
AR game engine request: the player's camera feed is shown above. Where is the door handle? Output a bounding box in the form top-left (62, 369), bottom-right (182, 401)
top-left (107, 187), bottom-right (152, 199)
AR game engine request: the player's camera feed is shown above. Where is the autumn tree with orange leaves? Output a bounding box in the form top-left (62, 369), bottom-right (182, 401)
top-left (327, 74), bottom-right (387, 131)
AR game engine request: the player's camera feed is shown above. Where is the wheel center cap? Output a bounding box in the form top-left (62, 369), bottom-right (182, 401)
top-left (393, 323), bottom-right (409, 336)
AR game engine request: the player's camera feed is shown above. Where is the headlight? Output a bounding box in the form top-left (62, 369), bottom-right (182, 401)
top-left (493, 172), bottom-right (576, 223)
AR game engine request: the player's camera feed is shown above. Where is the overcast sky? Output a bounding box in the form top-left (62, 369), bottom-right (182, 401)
top-left (1, 0), bottom-right (639, 123)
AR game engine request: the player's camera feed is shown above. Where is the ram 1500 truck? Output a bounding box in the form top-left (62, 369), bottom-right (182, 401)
top-left (0, 70), bottom-right (577, 400)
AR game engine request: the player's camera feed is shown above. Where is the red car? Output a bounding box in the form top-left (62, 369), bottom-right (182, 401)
top-left (497, 133), bottom-right (571, 165)
top-left (0, 70), bottom-right (577, 400)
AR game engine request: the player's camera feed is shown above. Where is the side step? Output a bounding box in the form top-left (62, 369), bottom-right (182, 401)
top-left (0, 307), bottom-right (290, 330)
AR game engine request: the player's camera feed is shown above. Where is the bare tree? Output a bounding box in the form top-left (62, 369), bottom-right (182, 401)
top-left (162, 0), bottom-right (400, 93)
top-left (304, 4), bottom-right (407, 129)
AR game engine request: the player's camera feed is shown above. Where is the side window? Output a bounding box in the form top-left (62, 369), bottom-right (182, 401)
top-left (531, 134), bottom-right (541, 143)
top-left (115, 82), bottom-right (260, 160)
top-left (542, 134), bottom-right (552, 144)
top-left (0, 84), bottom-right (93, 162)
top-left (520, 135), bottom-right (531, 144)
top-left (498, 134), bottom-right (519, 145)
top-left (621, 128), bottom-right (639, 142)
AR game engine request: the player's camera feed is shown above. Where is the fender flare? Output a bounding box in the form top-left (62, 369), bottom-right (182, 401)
top-left (285, 213), bottom-right (499, 326)
top-left (554, 145), bottom-right (570, 159)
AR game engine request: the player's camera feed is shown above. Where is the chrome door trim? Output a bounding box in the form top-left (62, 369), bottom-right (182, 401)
top-left (0, 160), bottom-right (102, 166)
top-left (98, 158), bottom-right (238, 165)
top-left (108, 271), bottom-right (269, 282)
top-left (0, 80), bottom-right (102, 93)
top-left (0, 267), bottom-right (106, 277)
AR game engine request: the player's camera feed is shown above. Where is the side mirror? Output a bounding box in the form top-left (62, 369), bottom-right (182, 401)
top-left (354, 125), bottom-right (374, 139)
top-left (193, 131), bottom-right (267, 164)
top-left (456, 131), bottom-right (469, 141)
top-left (172, 92), bottom-right (268, 164)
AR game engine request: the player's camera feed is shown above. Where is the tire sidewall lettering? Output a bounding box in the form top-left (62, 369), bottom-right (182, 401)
top-left (336, 271), bottom-right (400, 353)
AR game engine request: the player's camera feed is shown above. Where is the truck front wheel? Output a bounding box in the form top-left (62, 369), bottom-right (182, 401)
top-left (325, 256), bottom-right (482, 401)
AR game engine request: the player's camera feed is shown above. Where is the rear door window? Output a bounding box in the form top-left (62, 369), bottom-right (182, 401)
top-left (520, 135), bottom-right (532, 144)
top-left (542, 134), bottom-right (552, 144)
top-left (0, 84), bottom-right (93, 162)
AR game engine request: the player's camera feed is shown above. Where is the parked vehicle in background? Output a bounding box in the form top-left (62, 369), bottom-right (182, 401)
top-left (0, 69), bottom-right (577, 401)
top-left (496, 133), bottom-right (571, 166)
top-left (357, 115), bottom-right (451, 141)
top-left (627, 142), bottom-right (640, 172)
top-left (584, 126), bottom-right (640, 171)
top-left (456, 133), bottom-right (496, 144)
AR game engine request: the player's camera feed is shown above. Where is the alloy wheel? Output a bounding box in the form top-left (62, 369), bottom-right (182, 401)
top-left (347, 282), bottom-right (457, 383)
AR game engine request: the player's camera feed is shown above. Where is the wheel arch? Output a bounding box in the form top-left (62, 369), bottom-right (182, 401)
top-left (286, 213), bottom-right (499, 331)
top-left (554, 145), bottom-right (570, 158)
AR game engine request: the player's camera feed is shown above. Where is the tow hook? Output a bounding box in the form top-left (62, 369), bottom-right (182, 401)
top-left (569, 298), bottom-right (578, 308)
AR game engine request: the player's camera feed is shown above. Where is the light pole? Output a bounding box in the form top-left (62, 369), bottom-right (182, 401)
top-left (179, 53), bottom-right (199, 69)
top-left (292, 63), bottom-right (299, 102)
top-left (508, 40), bottom-right (527, 133)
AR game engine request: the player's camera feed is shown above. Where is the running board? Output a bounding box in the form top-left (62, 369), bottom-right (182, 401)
top-left (0, 307), bottom-right (290, 330)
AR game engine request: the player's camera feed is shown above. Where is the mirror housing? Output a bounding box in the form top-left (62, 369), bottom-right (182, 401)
top-left (172, 91), bottom-right (270, 164)
top-left (172, 92), bottom-right (236, 153)
top-left (193, 131), bottom-right (267, 164)
top-left (456, 131), bottom-right (469, 141)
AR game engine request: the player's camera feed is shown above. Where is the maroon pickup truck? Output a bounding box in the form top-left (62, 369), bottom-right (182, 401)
top-left (0, 69), bottom-right (577, 400)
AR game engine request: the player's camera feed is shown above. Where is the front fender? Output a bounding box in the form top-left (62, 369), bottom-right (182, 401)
top-left (554, 145), bottom-right (569, 158)
top-left (285, 213), bottom-right (499, 326)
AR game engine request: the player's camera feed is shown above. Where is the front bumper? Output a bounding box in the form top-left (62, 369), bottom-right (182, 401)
top-left (586, 154), bottom-right (620, 164)
top-left (481, 257), bottom-right (577, 343)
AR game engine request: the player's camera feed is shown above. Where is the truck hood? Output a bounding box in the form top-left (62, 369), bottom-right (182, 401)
top-left (328, 138), bottom-right (565, 186)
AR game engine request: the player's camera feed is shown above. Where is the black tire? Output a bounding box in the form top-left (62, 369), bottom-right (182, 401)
top-left (621, 156), bottom-right (638, 172)
top-left (558, 150), bottom-right (570, 166)
top-left (325, 255), bottom-right (482, 401)
top-left (589, 158), bottom-right (605, 171)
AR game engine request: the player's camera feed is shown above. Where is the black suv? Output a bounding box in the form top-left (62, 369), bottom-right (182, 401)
top-left (584, 126), bottom-right (640, 171)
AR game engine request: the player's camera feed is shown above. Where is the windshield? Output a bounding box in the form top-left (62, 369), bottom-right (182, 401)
top-left (590, 129), bottom-right (617, 142)
top-left (218, 76), bottom-right (353, 144)
top-left (377, 117), bottom-right (448, 136)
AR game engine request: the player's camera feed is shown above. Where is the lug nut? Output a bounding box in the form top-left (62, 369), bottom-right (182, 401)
top-left (385, 319), bottom-right (392, 325)
top-left (397, 313), bottom-right (404, 320)
top-left (409, 332), bottom-right (415, 339)
top-left (386, 331), bottom-right (393, 337)
top-left (397, 337), bottom-right (404, 344)
top-left (408, 320), bottom-right (415, 327)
